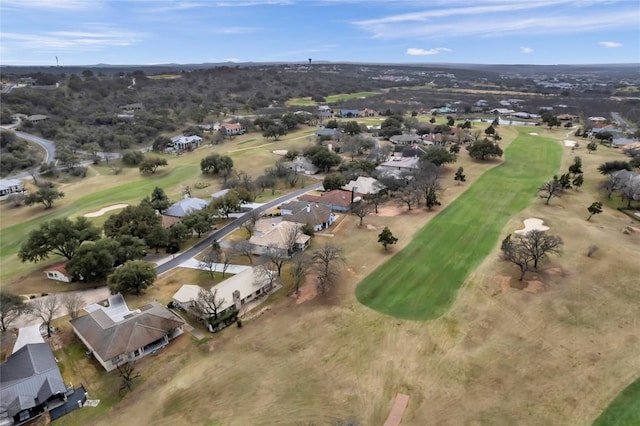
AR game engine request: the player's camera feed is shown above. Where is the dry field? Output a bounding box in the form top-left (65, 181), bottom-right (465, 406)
top-left (43, 127), bottom-right (640, 425)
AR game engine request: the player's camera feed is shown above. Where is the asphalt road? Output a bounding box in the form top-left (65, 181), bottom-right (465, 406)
top-left (156, 182), bottom-right (323, 275)
top-left (13, 130), bottom-right (57, 163)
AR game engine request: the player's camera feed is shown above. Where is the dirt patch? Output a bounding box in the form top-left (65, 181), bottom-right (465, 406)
top-left (294, 276), bottom-right (318, 304)
top-left (366, 224), bottom-right (377, 231)
top-left (376, 205), bottom-right (421, 217)
top-left (84, 203), bottom-right (129, 218)
top-left (495, 275), bottom-right (512, 293)
top-left (523, 280), bottom-right (545, 293)
top-left (545, 267), bottom-right (564, 276)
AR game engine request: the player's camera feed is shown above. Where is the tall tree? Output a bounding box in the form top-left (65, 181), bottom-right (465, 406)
top-left (312, 244), bottom-right (345, 295)
top-left (519, 230), bottom-right (563, 269)
top-left (20, 217), bottom-right (101, 262)
top-left (107, 261), bottom-right (157, 295)
top-left (150, 187), bottom-right (170, 211)
top-left (139, 157), bottom-right (168, 174)
top-left (30, 295), bottom-right (60, 337)
top-left (104, 202), bottom-right (161, 244)
top-left (0, 292), bottom-right (30, 332)
top-left (289, 252), bottom-right (312, 296)
top-left (25, 187), bottom-right (65, 209)
top-left (377, 227), bottom-right (398, 251)
top-left (421, 146), bottom-right (456, 166)
top-left (183, 210), bottom-right (216, 238)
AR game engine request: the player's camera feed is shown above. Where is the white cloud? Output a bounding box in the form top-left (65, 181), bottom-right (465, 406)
top-left (520, 47), bottom-right (534, 54)
top-left (1, 27), bottom-right (144, 52)
top-left (210, 27), bottom-right (258, 34)
top-left (1, 0), bottom-right (99, 9)
top-left (406, 47), bottom-right (451, 56)
top-left (599, 41), bottom-right (622, 48)
top-left (352, 3), bottom-right (640, 40)
top-left (224, 58), bottom-right (241, 62)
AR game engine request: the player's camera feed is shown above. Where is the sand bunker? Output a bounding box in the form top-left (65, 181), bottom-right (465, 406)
top-left (564, 140), bottom-right (577, 147)
top-left (529, 132), bottom-right (539, 136)
top-left (84, 204), bottom-right (128, 218)
top-left (515, 218), bottom-right (549, 235)
top-left (272, 149), bottom-right (288, 156)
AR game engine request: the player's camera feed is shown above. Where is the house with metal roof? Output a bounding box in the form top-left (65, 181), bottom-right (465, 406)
top-left (170, 135), bottom-right (202, 151)
top-left (0, 343), bottom-right (68, 425)
top-left (70, 295), bottom-right (184, 372)
top-left (163, 196), bottom-right (210, 218)
top-left (0, 179), bottom-right (24, 199)
top-left (342, 176), bottom-right (385, 196)
top-left (248, 220), bottom-right (310, 256)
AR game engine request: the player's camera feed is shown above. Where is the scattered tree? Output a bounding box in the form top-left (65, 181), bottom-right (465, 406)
top-left (598, 161), bottom-right (631, 175)
top-left (289, 252), bottom-right (312, 295)
top-left (520, 230), bottom-right (563, 268)
top-left (422, 146), bottom-right (456, 166)
top-left (323, 173), bottom-right (346, 191)
top-left (466, 138), bottom-right (503, 160)
top-left (61, 293), bottom-right (84, 320)
top-left (107, 261), bottom-right (157, 295)
top-left (0, 292), bottom-right (29, 332)
top-left (19, 217), bottom-right (101, 262)
top-left (377, 227), bottom-right (398, 251)
top-left (139, 157), bottom-right (168, 174)
top-left (312, 244), bottom-right (345, 295)
top-left (540, 176), bottom-right (562, 205)
top-left (117, 361), bottom-right (141, 393)
top-left (182, 210), bottom-right (216, 237)
top-left (587, 201), bottom-right (603, 221)
top-left (30, 295), bottom-right (60, 338)
top-left (196, 287), bottom-right (225, 320)
top-left (150, 187), bottom-right (170, 212)
top-left (66, 239), bottom-right (118, 282)
top-left (352, 202), bottom-right (372, 226)
top-left (454, 167), bottom-right (466, 185)
top-left (25, 187), bottom-right (65, 209)
top-left (572, 174), bottom-right (584, 190)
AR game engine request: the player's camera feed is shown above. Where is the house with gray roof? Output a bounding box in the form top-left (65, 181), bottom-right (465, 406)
top-left (70, 295), bottom-right (184, 372)
top-left (390, 134), bottom-right (423, 145)
top-left (163, 196), bottom-right (210, 218)
top-left (337, 109), bottom-right (360, 118)
top-left (0, 179), bottom-right (24, 199)
top-left (0, 343), bottom-right (68, 425)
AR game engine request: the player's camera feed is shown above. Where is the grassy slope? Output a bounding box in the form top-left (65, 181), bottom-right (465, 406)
top-left (356, 129), bottom-right (562, 320)
top-left (593, 378), bottom-right (640, 426)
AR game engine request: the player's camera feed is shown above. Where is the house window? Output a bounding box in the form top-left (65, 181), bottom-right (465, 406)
top-left (47, 272), bottom-right (55, 278)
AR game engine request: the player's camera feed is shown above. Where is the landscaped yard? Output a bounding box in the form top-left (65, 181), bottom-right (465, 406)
top-left (356, 128), bottom-right (563, 320)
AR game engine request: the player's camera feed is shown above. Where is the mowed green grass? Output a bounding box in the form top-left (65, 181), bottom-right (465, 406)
top-left (593, 378), bottom-right (640, 426)
top-left (356, 129), bottom-right (562, 320)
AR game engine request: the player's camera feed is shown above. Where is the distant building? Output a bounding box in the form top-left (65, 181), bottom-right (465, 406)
top-left (170, 135), bottom-right (202, 151)
top-left (44, 263), bottom-right (72, 283)
top-left (220, 122), bottom-right (246, 136)
top-left (337, 109), bottom-right (360, 118)
top-left (0, 179), bottom-right (24, 199)
top-left (317, 105), bottom-right (333, 119)
top-left (26, 114), bottom-right (48, 124)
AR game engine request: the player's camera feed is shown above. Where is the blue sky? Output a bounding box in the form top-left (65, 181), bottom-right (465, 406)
top-left (1, 0), bottom-right (638, 66)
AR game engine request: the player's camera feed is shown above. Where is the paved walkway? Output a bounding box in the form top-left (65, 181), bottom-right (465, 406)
top-left (383, 393), bottom-right (410, 426)
top-left (179, 258), bottom-right (251, 274)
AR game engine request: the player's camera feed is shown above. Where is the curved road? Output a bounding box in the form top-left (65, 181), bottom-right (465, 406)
top-left (14, 130), bottom-right (57, 163)
top-left (156, 182), bottom-right (323, 275)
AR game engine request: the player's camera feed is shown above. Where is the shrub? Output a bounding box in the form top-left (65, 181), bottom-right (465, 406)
top-left (587, 245), bottom-right (599, 258)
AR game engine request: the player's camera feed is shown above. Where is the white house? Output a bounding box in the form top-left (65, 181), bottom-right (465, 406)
top-left (342, 176), bottom-right (385, 196)
top-left (44, 263), bottom-right (72, 283)
top-left (170, 135), bottom-right (202, 151)
top-left (0, 178), bottom-right (24, 199)
top-left (172, 267), bottom-right (273, 320)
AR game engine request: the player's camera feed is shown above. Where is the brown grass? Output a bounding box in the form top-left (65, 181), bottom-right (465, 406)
top-left (25, 125), bottom-right (640, 425)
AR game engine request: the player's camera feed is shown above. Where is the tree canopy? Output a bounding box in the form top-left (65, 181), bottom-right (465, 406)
top-left (107, 261), bottom-right (157, 295)
top-left (139, 157), bottom-right (168, 174)
top-left (421, 146), bottom-right (457, 166)
top-left (25, 187), bottom-right (65, 209)
top-left (377, 227), bottom-right (398, 251)
top-left (466, 138), bottom-right (504, 160)
top-left (19, 217), bottom-right (101, 262)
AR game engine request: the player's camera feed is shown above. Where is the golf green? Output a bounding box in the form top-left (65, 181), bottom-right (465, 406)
top-left (593, 377), bottom-right (640, 426)
top-left (356, 129), bottom-right (562, 320)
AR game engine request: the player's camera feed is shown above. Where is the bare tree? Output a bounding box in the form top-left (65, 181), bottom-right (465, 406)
top-left (61, 293), bottom-right (84, 320)
top-left (200, 246), bottom-right (222, 279)
top-left (540, 176), bottom-right (562, 205)
top-left (196, 287), bottom-right (226, 320)
top-left (264, 245), bottom-right (288, 276)
top-left (30, 294), bottom-right (61, 337)
top-left (284, 224), bottom-right (303, 256)
top-left (312, 244), bottom-right (345, 295)
top-left (500, 234), bottom-right (533, 281)
top-left (289, 252), bottom-right (312, 296)
top-left (519, 230), bottom-right (563, 269)
top-left (221, 250), bottom-right (233, 278)
top-left (235, 240), bottom-right (254, 264)
top-left (0, 292), bottom-right (30, 332)
top-left (352, 202), bottom-right (372, 226)
top-left (397, 184), bottom-right (420, 211)
top-left (242, 210), bottom-right (260, 237)
top-left (254, 264), bottom-right (277, 291)
top-left (117, 361), bottom-right (141, 393)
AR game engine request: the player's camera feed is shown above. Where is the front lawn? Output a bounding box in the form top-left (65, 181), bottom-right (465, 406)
top-left (356, 129), bottom-right (562, 320)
